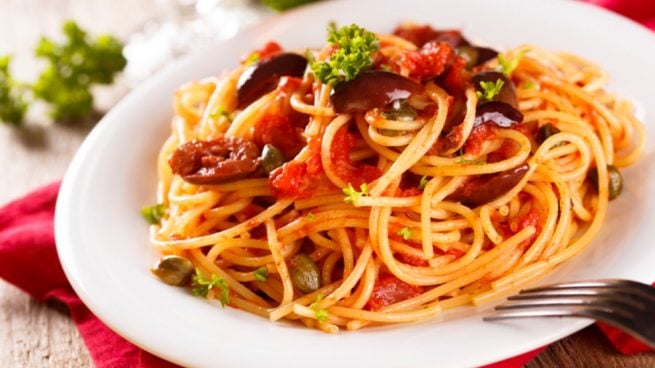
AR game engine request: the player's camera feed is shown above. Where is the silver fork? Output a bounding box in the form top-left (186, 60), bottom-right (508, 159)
top-left (484, 279), bottom-right (655, 348)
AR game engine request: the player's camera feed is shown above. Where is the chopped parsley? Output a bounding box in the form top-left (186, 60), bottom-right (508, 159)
top-left (397, 226), bottom-right (413, 240)
top-left (253, 267), bottom-right (269, 282)
top-left (497, 50), bottom-right (527, 77)
top-left (521, 80), bottom-right (538, 90)
top-left (191, 269), bottom-right (230, 307)
top-left (307, 212), bottom-right (316, 222)
top-left (141, 203), bottom-right (166, 225)
top-left (310, 293), bottom-right (329, 323)
top-left (244, 52), bottom-right (261, 65)
top-left (309, 23), bottom-right (379, 85)
top-left (209, 106), bottom-right (229, 119)
top-left (476, 79), bottom-right (504, 102)
top-left (418, 175), bottom-right (429, 190)
top-left (343, 183), bottom-right (370, 204)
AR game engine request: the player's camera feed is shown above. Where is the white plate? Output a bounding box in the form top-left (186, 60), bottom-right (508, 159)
top-left (55, 0), bottom-right (655, 367)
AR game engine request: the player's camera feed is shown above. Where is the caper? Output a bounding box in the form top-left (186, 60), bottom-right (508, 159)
top-left (536, 123), bottom-right (561, 145)
top-left (151, 255), bottom-right (194, 286)
top-left (382, 99), bottom-right (417, 121)
top-left (261, 144), bottom-right (285, 173)
top-left (588, 164), bottom-right (623, 200)
top-left (289, 253), bottom-right (321, 293)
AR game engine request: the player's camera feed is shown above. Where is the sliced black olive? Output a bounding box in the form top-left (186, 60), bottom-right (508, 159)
top-left (458, 46), bottom-right (499, 69)
top-left (537, 123), bottom-right (561, 144)
top-left (237, 52), bottom-right (307, 109)
top-left (151, 255), bottom-right (194, 286)
top-left (472, 71), bottom-right (517, 108)
top-left (446, 163), bottom-right (529, 207)
top-left (588, 164), bottom-right (623, 200)
top-left (331, 71), bottom-right (425, 114)
top-left (474, 101), bottom-right (524, 128)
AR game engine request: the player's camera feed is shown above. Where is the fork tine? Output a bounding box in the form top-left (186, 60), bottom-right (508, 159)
top-left (508, 291), bottom-right (646, 310)
top-left (483, 307), bottom-right (592, 321)
top-left (522, 279), bottom-right (655, 302)
top-left (497, 297), bottom-right (638, 319)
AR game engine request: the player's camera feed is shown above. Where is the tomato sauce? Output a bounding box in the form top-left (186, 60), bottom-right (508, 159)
top-left (330, 126), bottom-right (381, 186)
top-left (464, 123), bottom-right (496, 155)
top-left (400, 41), bottom-right (455, 81)
top-left (366, 274), bottom-right (424, 311)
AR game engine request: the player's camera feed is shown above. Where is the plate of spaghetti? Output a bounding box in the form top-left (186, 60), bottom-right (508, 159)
top-left (55, 0), bottom-right (655, 367)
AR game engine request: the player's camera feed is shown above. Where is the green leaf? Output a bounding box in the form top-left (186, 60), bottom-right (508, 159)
top-left (191, 269), bottom-right (230, 307)
top-left (0, 55), bottom-right (28, 126)
top-left (521, 80), bottom-right (538, 90)
top-left (397, 226), bottom-right (413, 240)
top-left (343, 183), bottom-right (370, 204)
top-left (476, 79), bottom-right (504, 102)
top-left (141, 203), bottom-right (166, 225)
top-left (254, 267), bottom-right (269, 282)
top-left (418, 176), bottom-right (429, 191)
top-left (497, 50), bottom-right (527, 77)
top-left (32, 20), bottom-right (126, 121)
top-left (307, 212), bottom-right (315, 222)
top-left (309, 23), bottom-right (379, 86)
top-left (309, 293), bottom-right (329, 323)
top-left (261, 0), bottom-right (318, 11)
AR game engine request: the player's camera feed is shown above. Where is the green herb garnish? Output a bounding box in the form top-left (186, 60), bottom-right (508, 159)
top-left (497, 50), bottom-right (527, 77)
top-left (397, 226), bottom-right (413, 240)
top-left (476, 79), bottom-right (504, 102)
top-left (309, 23), bottom-right (379, 86)
top-left (253, 267), bottom-right (269, 282)
top-left (309, 293), bottom-right (329, 323)
top-left (418, 175), bottom-right (429, 190)
top-left (191, 269), bottom-right (230, 307)
top-left (343, 183), bottom-right (370, 204)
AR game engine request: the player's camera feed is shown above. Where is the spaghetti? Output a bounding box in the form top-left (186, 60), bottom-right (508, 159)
top-left (146, 22), bottom-right (646, 333)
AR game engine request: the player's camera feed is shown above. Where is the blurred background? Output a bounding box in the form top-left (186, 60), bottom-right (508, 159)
top-left (0, 0), bottom-right (653, 367)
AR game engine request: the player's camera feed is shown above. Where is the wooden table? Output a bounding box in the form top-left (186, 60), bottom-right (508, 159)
top-left (0, 1), bottom-right (653, 367)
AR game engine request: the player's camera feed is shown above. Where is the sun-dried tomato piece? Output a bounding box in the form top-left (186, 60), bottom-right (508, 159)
top-left (169, 137), bottom-right (261, 185)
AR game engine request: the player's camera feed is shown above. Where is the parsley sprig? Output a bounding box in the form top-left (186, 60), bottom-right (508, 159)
top-left (309, 23), bottom-right (379, 86)
top-left (343, 183), bottom-right (369, 204)
top-left (476, 79), bottom-right (504, 102)
top-left (0, 20), bottom-right (126, 125)
top-left (497, 50), bottom-right (527, 77)
top-left (0, 56), bottom-right (28, 125)
top-left (191, 269), bottom-right (230, 307)
top-left (397, 227), bottom-right (413, 240)
top-left (253, 267), bottom-right (269, 282)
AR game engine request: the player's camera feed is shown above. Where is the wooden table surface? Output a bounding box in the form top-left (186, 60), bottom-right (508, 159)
top-left (0, 0), bottom-right (653, 367)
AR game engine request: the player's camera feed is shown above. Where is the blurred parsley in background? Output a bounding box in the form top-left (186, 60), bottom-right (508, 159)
top-left (0, 20), bottom-right (126, 125)
top-left (261, 0), bottom-right (320, 11)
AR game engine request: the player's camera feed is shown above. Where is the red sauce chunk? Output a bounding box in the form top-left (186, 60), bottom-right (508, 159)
top-left (516, 207), bottom-right (542, 249)
top-left (366, 274), bottom-right (424, 311)
top-left (464, 123), bottom-right (496, 155)
top-left (330, 126), bottom-right (381, 186)
top-left (253, 77), bottom-right (307, 159)
top-left (269, 161), bottom-right (311, 198)
top-left (241, 41), bottom-right (282, 64)
top-left (400, 41), bottom-right (455, 81)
